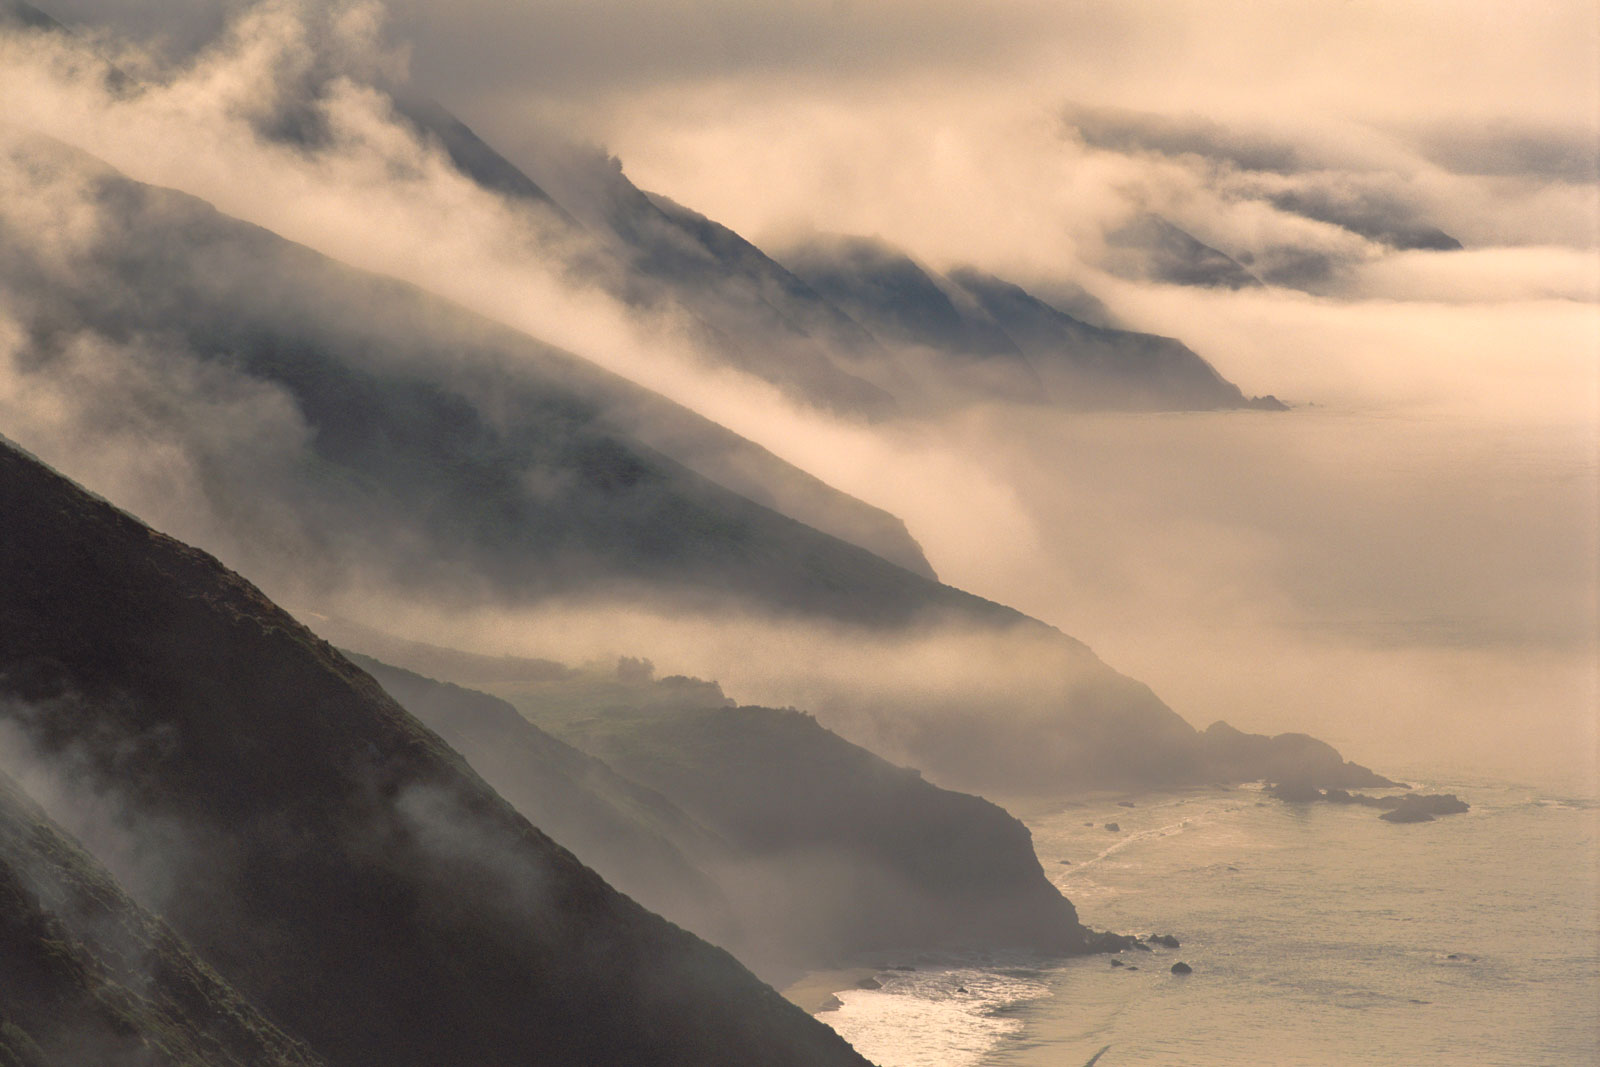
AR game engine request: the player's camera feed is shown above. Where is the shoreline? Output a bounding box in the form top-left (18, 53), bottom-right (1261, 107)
top-left (780, 967), bottom-right (883, 1015)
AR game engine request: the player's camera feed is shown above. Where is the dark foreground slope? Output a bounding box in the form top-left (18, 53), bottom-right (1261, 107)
top-left (353, 656), bottom-right (1109, 980)
top-left (0, 772), bottom-right (325, 1067)
top-left (0, 439), bottom-right (869, 1067)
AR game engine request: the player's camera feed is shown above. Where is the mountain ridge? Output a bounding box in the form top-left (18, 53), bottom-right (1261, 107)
top-left (0, 435), bottom-right (873, 1067)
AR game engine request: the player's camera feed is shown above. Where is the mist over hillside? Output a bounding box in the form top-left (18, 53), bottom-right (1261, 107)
top-left (0, 770), bottom-right (327, 1067)
top-left (1, 1), bottom-right (1594, 1062)
top-left (349, 652), bottom-right (1123, 983)
top-left (0, 437), bottom-right (872, 1067)
top-left (1, 0), bottom-right (1554, 797)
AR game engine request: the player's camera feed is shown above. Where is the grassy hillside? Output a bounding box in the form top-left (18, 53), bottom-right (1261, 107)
top-left (0, 772), bottom-right (326, 1067)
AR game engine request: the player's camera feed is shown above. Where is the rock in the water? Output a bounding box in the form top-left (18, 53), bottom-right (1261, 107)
top-left (1148, 934), bottom-right (1180, 948)
top-left (818, 995), bottom-right (843, 1013)
top-left (1110, 958), bottom-right (1125, 967)
top-left (1171, 962), bottom-right (1192, 975)
top-left (1379, 793), bottom-right (1470, 816)
top-left (1117, 801), bottom-right (1136, 808)
top-left (1060, 859), bottom-right (1073, 865)
top-left (1379, 793), bottom-right (1468, 823)
top-left (855, 977), bottom-right (882, 990)
top-left (1380, 806), bottom-right (1436, 823)
top-left (1269, 779), bottom-right (1469, 822)
top-left (1104, 822), bottom-right (1121, 832)
top-left (1266, 779), bottom-right (1324, 803)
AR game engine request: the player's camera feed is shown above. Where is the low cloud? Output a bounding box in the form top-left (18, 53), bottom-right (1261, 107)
top-left (4, 1), bottom-right (1594, 798)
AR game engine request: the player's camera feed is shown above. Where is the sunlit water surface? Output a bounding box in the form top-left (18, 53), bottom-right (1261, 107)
top-left (818, 776), bottom-right (1600, 1066)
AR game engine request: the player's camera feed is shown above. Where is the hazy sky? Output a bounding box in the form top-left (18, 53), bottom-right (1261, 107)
top-left (9, 0), bottom-right (1597, 788)
top-left (36, 0), bottom-right (1593, 311)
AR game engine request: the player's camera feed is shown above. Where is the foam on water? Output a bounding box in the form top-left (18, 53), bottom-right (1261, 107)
top-left (812, 776), bottom-right (1600, 1066)
top-left (818, 961), bottom-right (1052, 1067)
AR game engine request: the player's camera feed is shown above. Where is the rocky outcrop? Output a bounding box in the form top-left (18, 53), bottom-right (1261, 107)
top-left (1206, 722), bottom-right (1396, 789)
top-left (1265, 781), bottom-right (1469, 823)
top-left (1378, 795), bottom-right (1470, 823)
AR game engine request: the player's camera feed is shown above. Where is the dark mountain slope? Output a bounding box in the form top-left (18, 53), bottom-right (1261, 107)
top-left (643, 192), bottom-right (887, 357)
top-left (0, 140), bottom-right (950, 610)
top-left (1265, 190), bottom-right (1462, 252)
top-left (0, 771), bottom-right (326, 1067)
top-left (1102, 215), bottom-right (1265, 290)
top-left (777, 234), bottom-right (1279, 411)
top-left (497, 139), bottom-right (894, 415)
top-left (344, 653), bottom-right (744, 951)
top-left (392, 98), bottom-right (1269, 419)
top-left (0, 0), bottom-right (58, 31)
top-left (353, 655), bottom-right (1115, 980)
top-left (780, 235), bottom-right (1020, 358)
top-left (556, 698), bottom-right (1112, 967)
top-left (0, 438), bottom-right (871, 1067)
top-left (393, 97), bottom-right (572, 218)
top-left (947, 267), bottom-right (1284, 410)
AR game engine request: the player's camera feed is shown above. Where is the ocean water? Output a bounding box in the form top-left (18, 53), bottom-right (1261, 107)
top-left (816, 775), bottom-right (1600, 1066)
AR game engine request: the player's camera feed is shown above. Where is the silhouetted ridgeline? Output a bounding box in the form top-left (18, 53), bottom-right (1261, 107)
top-left (352, 655), bottom-right (1118, 982)
top-left (0, 139), bottom-right (953, 609)
top-left (0, 439), bottom-right (870, 1067)
top-left (2, 73), bottom-right (1384, 802)
top-left (558, 699), bottom-right (1117, 965)
top-left (395, 94), bottom-right (1276, 417)
top-left (342, 654), bottom-right (747, 955)
top-left (1102, 215), bottom-right (1266, 291)
top-left (1203, 722), bottom-right (1396, 791)
top-left (775, 233), bottom-right (1284, 412)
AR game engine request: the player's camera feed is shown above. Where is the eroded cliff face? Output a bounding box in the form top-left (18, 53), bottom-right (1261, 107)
top-left (0, 439), bottom-right (870, 1067)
